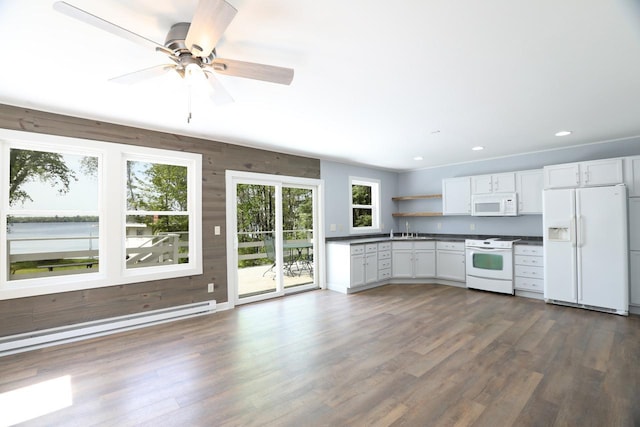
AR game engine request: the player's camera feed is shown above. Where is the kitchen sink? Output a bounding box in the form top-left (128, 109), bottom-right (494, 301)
top-left (391, 236), bottom-right (433, 240)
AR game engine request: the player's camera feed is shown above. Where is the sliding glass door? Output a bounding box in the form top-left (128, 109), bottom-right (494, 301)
top-left (228, 172), bottom-right (321, 305)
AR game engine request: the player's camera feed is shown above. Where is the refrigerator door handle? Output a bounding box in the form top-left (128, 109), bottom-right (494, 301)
top-left (577, 215), bottom-right (584, 248)
top-left (570, 216), bottom-right (577, 247)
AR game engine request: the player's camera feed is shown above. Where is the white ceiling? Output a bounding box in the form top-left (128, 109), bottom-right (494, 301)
top-left (1, 0), bottom-right (640, 171)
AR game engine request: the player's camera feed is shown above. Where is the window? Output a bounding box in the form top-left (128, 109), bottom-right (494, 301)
top-left (349, 177), bottom-right (380, 233)
top-left (7, 148), bottom-right (99, 281)
top-left (0, 129), bottom-right (202, 300)
top-left (125, 159), bottom-right (190, 270)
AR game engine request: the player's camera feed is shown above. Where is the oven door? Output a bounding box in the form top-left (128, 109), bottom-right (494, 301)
top-left (465, 247), bottom-right (513, 280)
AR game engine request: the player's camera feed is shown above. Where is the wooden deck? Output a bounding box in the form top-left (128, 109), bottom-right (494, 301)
top-left (1, 284), bottom-right (639, 426)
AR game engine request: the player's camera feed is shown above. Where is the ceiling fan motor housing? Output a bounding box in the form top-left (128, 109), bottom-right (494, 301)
top-left (165, 22), bottom-right (216, 66)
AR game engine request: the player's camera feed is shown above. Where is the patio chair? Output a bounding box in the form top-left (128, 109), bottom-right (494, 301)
top-left (262, 235), bottom-right (276, 277)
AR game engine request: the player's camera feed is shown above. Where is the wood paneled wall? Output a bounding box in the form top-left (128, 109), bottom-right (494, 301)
top-left (0, 104), bottom-right (320, 336)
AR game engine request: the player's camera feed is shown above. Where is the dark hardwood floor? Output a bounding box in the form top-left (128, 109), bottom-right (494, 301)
top-left (1, 284), bottom-right (639, 426)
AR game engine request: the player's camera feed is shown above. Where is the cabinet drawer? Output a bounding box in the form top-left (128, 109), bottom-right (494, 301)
top-left (365, 244), bottom-right (378, 253)
top-left (414, 241), bottom-right (436, 250)
top-left (378, 259), bottom-right (392, 270)
top-left (514, 245), bottom-right (543, 256)
top-left (515, 277), bottom-right (544, 292)
top-left (378, 250), bottom-right (391, 260)
top-left (378, 268), bottom-right (392, 280)
top-left (436, 241), bottom-right (464, 251)
top-left (378, 242), bottom-right (391, 251)
top-left (393, 241), bottom-right (413, 250)
top-left (515, 265), bottom-right (544, 279)
top-left (350, 245), bottom-right (364, 255)
top-left (515, 255), bottom-right (543, 267)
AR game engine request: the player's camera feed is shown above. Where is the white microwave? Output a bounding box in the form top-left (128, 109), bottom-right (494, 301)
top-left (471, 193), bottom-right (518, 216)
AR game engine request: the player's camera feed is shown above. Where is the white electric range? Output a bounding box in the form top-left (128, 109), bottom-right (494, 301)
top-left (465, 238), bottom-right (520, 294)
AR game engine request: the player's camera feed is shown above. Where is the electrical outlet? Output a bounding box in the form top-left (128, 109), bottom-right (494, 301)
top-left (207, 283), bottom-right (214, 293)
top-left (437, 222), bottom-right (442, 230)
top-left (330, 224), bottom-right (337, 232)
top-left (470, 223), bottom-right (476, 231)
top-left (214, 226), bottom-right (221, 235)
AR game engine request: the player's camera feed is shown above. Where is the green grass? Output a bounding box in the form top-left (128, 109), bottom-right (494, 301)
top-left (11, 258), bottom-right (99, 275)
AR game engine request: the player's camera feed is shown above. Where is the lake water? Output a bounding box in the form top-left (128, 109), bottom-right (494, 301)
top-left (8, 222), bottom-right (99, 254)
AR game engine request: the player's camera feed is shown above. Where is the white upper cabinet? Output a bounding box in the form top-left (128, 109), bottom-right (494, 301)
top-left (544, 158), bottom-right (623, 189)
top-left (624, 156), bottom-right (640, 197)
top-left (442, 177), bottom-right (471, 215)
top-left (471, 172), bottom-right (515, 194)
top-left (516, 169), bottom-right (543, 214)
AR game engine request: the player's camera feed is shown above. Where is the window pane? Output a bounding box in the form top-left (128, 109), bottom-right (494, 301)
top-left (472, 253), bottom-right (504, 270)
top-left (8, 148), bottom-right (100, 281)
top-left (125, 215), bottom-right (189, 268)
top-left (7, 215), bottom-right (99, 280)
top-left (352, 184), bottom-right (372, 205)
top-left (353, 208), bottom-right (373, 227)
top-left (127, 161), bottom-right (188, 211)
top-left (9, 149), bottom-right (98, 210)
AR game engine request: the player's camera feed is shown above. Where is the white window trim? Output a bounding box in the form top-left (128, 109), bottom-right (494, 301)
top-left (348, 176), bottom-right (380, 234)
top-left (0, 129), bottom-right (202, 300)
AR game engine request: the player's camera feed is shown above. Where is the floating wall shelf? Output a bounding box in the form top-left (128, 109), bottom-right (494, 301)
top-left (392, 194), bottom-right (443, 217)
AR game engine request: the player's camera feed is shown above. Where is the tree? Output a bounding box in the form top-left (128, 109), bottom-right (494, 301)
top-left (9, 149), bottom-right (77, 206)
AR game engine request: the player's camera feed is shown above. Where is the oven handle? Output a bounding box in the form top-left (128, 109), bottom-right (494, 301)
top-left (466, 246), bottom-right (508, 252)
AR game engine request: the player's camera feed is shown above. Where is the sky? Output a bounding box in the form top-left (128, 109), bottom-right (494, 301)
top-left (11, 153), bottom-right (99, 214)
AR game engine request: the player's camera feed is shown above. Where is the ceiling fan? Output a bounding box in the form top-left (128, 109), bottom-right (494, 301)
top-left (53, 0), bottom-right (294, 121)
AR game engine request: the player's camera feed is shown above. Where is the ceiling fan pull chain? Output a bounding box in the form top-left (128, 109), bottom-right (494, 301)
top-left (187, 84), bottom-right (193, 124)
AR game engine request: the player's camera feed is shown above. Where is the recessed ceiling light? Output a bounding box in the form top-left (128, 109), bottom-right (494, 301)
top-left (555, 130), bottom-right (572, 137)
top-left (413, 156), bottom-right (423, 161)
top-left (471, 146), bottom-right (484, 151)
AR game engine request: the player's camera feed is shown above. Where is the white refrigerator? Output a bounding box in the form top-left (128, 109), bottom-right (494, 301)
top-left (543, 184), bottom-right (628, 315)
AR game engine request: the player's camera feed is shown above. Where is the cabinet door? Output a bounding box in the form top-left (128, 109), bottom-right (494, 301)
top-left (442, 177), bottom-right (471, 215)
top-left (493, 172), bottom-right (516, 193)
top-left (414, 250), bottom-right (436, 277)
top-left (516, 170), bottom-right (543, 214)
top-left (631, 251), bottom-right (640, 306)
top-left (630, 198), bottom-right (640, 251)
top-left (544, 163), bottom-right (580, 189)
top-left (581, 158), bottom-right (623, 187)
top-left (624, 157), bottom-right (640, 197)
top-left (364, 252), bottom-right (378, 284)
top-left (471, 175), bottom-right (493, 194)
top-left (392, 250), bottom-right (414, 278)
top-left (436, 251), bottom-right (465, 281)
top-left (350, 254), bottom-right (365, 287)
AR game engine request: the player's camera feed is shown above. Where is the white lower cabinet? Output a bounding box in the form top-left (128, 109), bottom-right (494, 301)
top-left (630, 251), bottom-right (640, 306)
top-left (378, 242), bottom-right (392, 281)
top-left (350, 243), bottom-right (378, 287)
top-left (514, 244), bottom-right (544, 296)
top-left (436, 241), bottom-right (465, 282)
top-left (392, 241), bottom-right (435, 278)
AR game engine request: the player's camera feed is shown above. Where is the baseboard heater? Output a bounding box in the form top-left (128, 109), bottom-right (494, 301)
top-left (0, 300), bottom-right (216, 357)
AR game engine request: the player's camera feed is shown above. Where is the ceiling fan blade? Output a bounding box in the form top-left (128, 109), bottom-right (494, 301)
top-left (211, 58), bottom-right (294, 85)
top-left (203, 70), bottom-right (234, 105)
top-left (185, 0), bottom-right (237, 58)
top-left (109, 64), bottom-right (175, 84)
top-left (53, 1), bottom-right (167, 53)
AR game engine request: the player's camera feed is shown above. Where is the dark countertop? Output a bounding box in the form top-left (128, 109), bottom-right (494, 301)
top-left (325, 233), bottom-right (543, 245)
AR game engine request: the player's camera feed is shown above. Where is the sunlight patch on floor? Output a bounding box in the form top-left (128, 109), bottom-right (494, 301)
top-left (0, 375), bottom-right (72, 426)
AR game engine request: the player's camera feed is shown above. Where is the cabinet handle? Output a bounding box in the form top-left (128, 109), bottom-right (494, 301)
top-left (584, 171), bottom-right (590, 183)
top-left (576, 171), bottom-right (580, 185)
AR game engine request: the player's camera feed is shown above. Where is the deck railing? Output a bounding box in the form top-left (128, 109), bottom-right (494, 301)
top-left (7, 231), bottom-right (190, 279)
